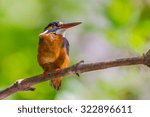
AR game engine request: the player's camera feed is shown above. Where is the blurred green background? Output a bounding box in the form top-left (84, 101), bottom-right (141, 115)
top-left (0, 0), bottom-right (150, 100)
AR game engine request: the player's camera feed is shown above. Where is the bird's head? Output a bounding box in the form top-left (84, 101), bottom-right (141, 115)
top-left (39, 21), bottom-right (81, 39)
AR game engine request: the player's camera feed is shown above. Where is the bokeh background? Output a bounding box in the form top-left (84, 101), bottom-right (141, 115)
top-left (0, 0), bottom-right (150, 100)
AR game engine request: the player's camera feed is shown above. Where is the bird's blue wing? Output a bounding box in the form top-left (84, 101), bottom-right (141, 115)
top-left (62, 37), bottom-right (69, 56)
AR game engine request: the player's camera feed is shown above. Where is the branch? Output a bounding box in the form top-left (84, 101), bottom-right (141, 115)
top-left (1, 49), bottom-right (150, 99)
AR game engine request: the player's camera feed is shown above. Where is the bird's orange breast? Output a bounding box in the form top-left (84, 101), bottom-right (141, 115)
top-left (37, 33), bottom-right (69, 72)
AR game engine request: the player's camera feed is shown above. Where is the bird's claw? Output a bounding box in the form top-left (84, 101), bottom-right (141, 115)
top-left (54, 68), bottom-right (61, 73)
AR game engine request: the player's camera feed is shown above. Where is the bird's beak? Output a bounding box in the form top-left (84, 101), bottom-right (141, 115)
top-left (61, 22), bottom-right (82, 29)
top-left (39, 22), bottom-right (81, 38)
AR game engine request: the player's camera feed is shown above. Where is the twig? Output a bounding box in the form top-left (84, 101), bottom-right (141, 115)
top-left (0, 49), bottom-right (150, 99)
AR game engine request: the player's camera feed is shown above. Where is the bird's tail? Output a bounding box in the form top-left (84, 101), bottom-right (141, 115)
top-left (50, 77), bottom-right (62, 90)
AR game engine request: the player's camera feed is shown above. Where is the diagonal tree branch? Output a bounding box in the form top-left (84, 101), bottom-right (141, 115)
top-left (0, 49), bottom-right (150, 100)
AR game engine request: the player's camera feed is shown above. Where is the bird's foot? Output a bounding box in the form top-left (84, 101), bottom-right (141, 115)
top-left (73, 60), bottom-right (84, 77)
top-left (54, 68), bottom-right (61, 73)
top-left (41, 71), bottom-right (46, 78)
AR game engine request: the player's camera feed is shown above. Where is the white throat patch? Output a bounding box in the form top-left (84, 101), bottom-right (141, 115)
top-left (56, 28), bottom-right (66, 37)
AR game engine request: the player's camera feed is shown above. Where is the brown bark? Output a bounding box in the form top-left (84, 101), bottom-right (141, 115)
top-left (0, 49), bottom-right (150, 99)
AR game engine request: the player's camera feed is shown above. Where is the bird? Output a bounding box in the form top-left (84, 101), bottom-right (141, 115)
top-left (37, 21), bottom-right (81, 90)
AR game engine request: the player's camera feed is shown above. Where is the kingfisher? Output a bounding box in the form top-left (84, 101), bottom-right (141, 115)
top-left (37, 21), bottom-right (81, 90)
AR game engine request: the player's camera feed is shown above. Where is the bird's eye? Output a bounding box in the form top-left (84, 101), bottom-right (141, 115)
top-left (55, 23), bottom-right (59, 27)
top-left (52, 23), bottom-right (58, 28)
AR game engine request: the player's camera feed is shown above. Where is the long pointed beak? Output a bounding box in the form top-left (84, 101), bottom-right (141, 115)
top-left (61, 22), bottom-right (82, 29)
top-left (39, 22), bottom-right (82, 38)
